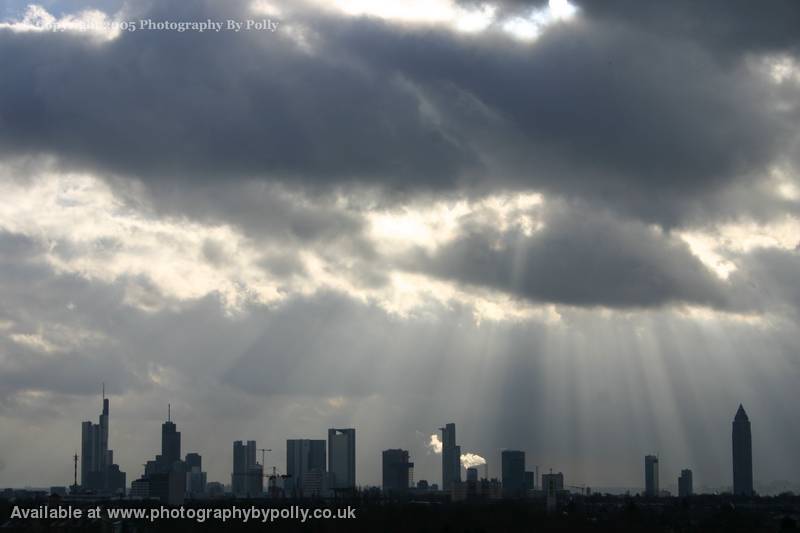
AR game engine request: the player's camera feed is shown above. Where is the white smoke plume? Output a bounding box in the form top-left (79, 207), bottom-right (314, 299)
top-left (460, 452), bottom-right (487, 469)
top-left (428, 433), bottom-right (486, 468)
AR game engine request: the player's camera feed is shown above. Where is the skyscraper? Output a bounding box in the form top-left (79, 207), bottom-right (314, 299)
top-left (135, 407), bottom-right (186, 505)
top-left (79, 387), bottom-right (126, 494)
top-left (161, 406), bottom-right (181, 469)
top-left (232, 440), bottom-right (262, 497)
top-left (440, 423), bottom-right (461, 491)
top-left (541, 471), bottom-right (564, 493)
top-left (382, 449), bottom-right (413, 494)
top-left (286, 439), bottom-right (326, 494)
top-left (185, 453), bottom-right (206, 496)
top-left (678, 469), bottom-right (693, 498)
top-left (185, 453), bottom-right (202, 471)
top-left (328, 428), bottom-right (356, 490)
top-left (501, 450), bottom-right (526, 497)
top-left (644, 455), bottom-right (659, 497)
top-left (524, 471), bottom-right (535, 491)
top-left (732, 404), bottom-right (753, 496)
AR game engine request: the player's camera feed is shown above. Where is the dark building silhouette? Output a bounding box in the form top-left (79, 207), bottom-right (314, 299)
top-left (732, 404), bottom-right (754, 496)
top-left (678, 469), bottom-right (693, 497)
top-left (382, 449), bottom-right (413, 495)
top-left (440, 423), bottom-right (461, 491)
top-left (160, 406), bottom-right (181, 469)
top-left (79, 388), bottom-right (126, 494)
top-left (129, 478), bottom-right (150, 499)
top-left (185, 452), bottom-right (202, 471)
top-left (134, 407), bottom-right (186, 505)
top-left (147, 470), bottom-right (185, 505)
top-left (501, 450), bottom-right (526, 497)
top-left (206, 481), bottom-right (224, 498)
top-left (185, 453), bottom-right (206, 497)
top-left (328, 428), bottom-right (356, 490)
top-left (524, 471), bottom-right (535, 491)
top-left (232, 440), bottom-right (263, 497)
top-left (644, 455), bottom-right (659, 497)
top-left (541, 471), bottom-right (564, 492)
top-left (286, 439), bottom-right (326, 495)
top-left (464, 467), bottom-right (481, 500)
top-left (144, 459), bottom-right (160, 477)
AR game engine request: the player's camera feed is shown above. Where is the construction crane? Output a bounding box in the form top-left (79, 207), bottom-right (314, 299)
top-left (258, 448), bottom-right (272, 468)
top-left (267, 466), bottom-right (292, 498)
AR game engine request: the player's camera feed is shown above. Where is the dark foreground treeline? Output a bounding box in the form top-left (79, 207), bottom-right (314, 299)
top-left (1, 494), bottom-right (799, 532)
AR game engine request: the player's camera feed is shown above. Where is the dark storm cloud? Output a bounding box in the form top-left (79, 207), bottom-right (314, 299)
top-left (0, 0), bottom-right (473, 190)
top-left (461, 0), bottom-right (800, 55)
top-left (572, 0), bottom-right (800, 57)
top-left (1, 0), bottom-right (796, 229)
top-left (0, 0), bottom-right (794, 313)
top-left (407, 204), bottom-right (733, 309)
top-left (340, 16), bottom-right (790, 226)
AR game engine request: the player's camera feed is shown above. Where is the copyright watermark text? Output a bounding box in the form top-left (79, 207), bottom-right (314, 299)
top-left (33, 18), bottom-right (280, 33)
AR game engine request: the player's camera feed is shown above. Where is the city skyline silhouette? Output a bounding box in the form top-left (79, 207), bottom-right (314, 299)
top-left (4, 387), bottom-right (781, 500)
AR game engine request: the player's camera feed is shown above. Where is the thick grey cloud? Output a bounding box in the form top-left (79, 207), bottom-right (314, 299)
top-left (1, 0), bottom-right (797, 229)
top-left (120, 177), bottom-right (368, 246)
top-left (407, 204), bottom-right (734, 308)
top-left (573, 0), bottom-right (800, 57)
top-left (463, 0), bottom-right (800, 56)
top-left (340, 16), bottom-right (793, 226)
top-left (0, 0), bottom-right (473, 190)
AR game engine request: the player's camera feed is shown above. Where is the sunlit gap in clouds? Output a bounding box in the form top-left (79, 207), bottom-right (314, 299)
top-left (503, 0), bottom-right (578, 41)
top-left (308, 0), bottom-right (579, 40)
top-left (0, 168), bottom-right (557, 324)
top-left (0, 4), bottom-right (124, 41)
top-left (1, 0), bottom-right (582, 50)
top-left (678, 215), bottom-right (800, 280)
top-left (367, 192), bottom-right (543, 253)
top-left (0, 166), bottom-right (783, 328)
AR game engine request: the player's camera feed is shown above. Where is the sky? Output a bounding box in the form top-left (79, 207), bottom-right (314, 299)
top-left (0, 0), bottom-right (799, 493)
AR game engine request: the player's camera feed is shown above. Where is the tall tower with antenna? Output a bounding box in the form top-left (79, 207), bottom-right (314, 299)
top-left (161, 403), bottom-right (181, 467)
top-left (79, 383), bottom-right (126, 493)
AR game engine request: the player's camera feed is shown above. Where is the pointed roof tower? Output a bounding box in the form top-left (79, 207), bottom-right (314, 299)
top-left (734, 404), bottom-right (749, 421)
